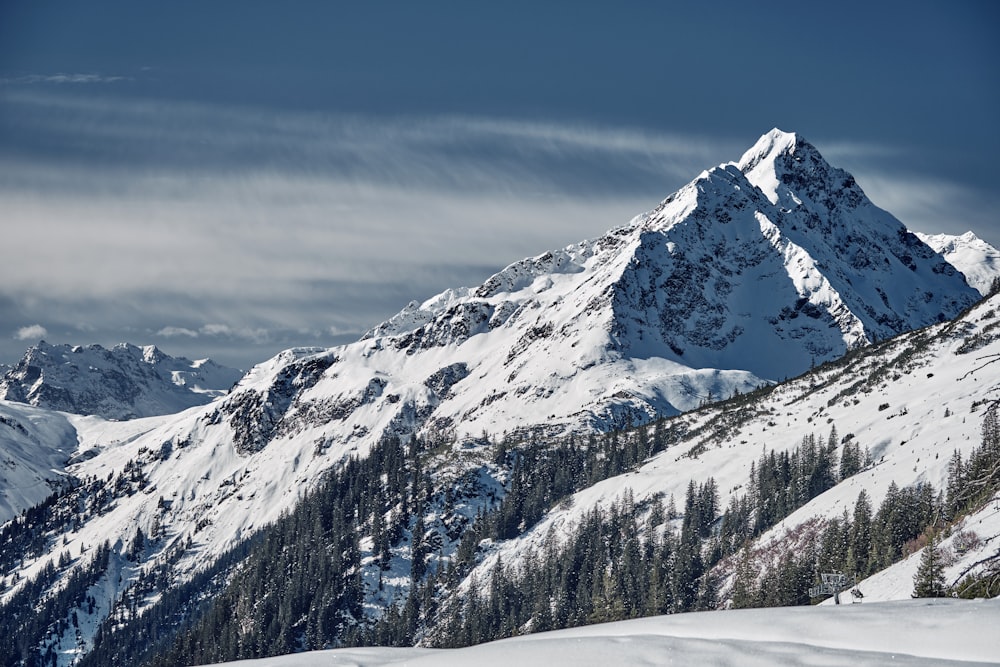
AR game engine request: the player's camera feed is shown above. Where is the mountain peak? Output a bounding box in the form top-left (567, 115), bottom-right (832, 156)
top-left (735, 128), bottom-right (828, 208)
top-left (141, 344), bottom-right (167, 364)
top-left (738, 128), bottom-right (799, 166)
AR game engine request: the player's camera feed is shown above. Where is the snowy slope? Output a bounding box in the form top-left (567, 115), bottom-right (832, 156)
top-left (209, 599), bottom-right (1000, 667)
top-left (458, 292), bottom-right (1000, 605)
top-left (918, 231), bottom-right (1000, 296)
top-left (0, 341), bottom-right (243, 420)
top-left (0, 400), bottom-right (78, 524)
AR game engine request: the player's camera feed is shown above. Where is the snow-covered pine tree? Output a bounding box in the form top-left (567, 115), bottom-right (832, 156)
top-left (912, 531), bottom-right (948, 598)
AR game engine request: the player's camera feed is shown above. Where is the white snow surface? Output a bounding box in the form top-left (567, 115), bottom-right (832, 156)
top-left (918, 231), bottom-right (1000, 296)
top-left (205, 598), bottom-right (1000, 667)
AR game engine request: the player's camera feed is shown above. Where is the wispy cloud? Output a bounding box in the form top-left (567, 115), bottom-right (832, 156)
top-left (197, 324), bottom-right (270, 342)
top-left (155, 324), bottom-right (271, 342)
top-left (0, 89), bottom-right (739, 196)
top-left (0, 92), bottom-right (711, 337)
top-left (14, 324), bottom-right (48, 340)
top-left (1, 73), bottom-right (130, 85)
top-left (156, 326), bottom-right (199, 338)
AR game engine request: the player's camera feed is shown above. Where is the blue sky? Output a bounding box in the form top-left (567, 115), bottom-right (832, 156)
top-left (1, 1), bottom-right (998, 369)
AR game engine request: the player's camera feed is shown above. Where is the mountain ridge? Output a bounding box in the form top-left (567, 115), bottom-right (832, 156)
top-left (0, 341), bottom-right (244, 421)
top-left (0, 401), bottom-right (78, 524)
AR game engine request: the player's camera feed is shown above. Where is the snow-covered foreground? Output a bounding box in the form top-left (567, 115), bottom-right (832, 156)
top-left (207, 599), bottom-right (1000, 667)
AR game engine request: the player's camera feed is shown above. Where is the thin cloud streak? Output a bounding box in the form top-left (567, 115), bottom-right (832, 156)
top-left (0, 89), bottom-right (740, 195)
top-left (156, 326), bottom-right (199, 338)
top-left (0, 167), bottom-right (652, 295)
top-left (155, 324), bottom-right (271, 343)
top-left (0, 73), bottom-right (131, 85)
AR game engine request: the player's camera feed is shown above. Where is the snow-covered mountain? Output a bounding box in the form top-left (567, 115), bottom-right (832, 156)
top-left (354, 130), bottom-right (978, 431)
top-left (1, 129), bottom-right (996, 665)
top-left (214, 128), bottom-right (979, 452)
top-left (0, 342), bottom-right (243, 420)
top-left (27, 285), bottom-right (992, 666)
top-left (917, 230), bottom-right (1000, 296)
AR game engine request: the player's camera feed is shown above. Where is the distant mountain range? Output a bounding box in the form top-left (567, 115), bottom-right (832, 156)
top-left (1, 129), bottom-right (998, 666)
top-left (0, 341), bottom-right (243, 420)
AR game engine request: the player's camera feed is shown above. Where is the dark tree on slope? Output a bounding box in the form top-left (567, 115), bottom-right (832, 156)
top-left (847, 490), bottom-right (874, 578)
top-left (729, 547), bottom-right (758, 609)
top-left (838, 437), bottom-right (863, 481)
top-left (912, 531), bottom-right (948, 598)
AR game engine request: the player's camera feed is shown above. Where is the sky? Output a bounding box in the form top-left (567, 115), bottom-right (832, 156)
top-left (1, 1), bottom-right (998, 369)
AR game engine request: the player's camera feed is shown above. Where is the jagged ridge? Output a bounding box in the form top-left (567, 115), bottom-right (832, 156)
top-left (0, 342), bottom-right (244, 420)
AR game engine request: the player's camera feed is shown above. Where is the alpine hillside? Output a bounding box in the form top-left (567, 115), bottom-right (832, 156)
top-left (441, 289), bottom-right (1000, 625)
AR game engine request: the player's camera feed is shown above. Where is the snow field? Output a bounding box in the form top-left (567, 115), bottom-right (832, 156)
top-left (208, 598), bottom-right (1000, 667)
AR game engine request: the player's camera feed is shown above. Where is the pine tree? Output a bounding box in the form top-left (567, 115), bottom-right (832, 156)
top-left (730, 547), bottom-right (757, 609)
top-left (411, 514), bottom-right (427, 581)
top-left (945, 449), bottom-right (966, 518)
top-left (912, 531), bottom-right (948, 598)
top-left (848, 490), bottom-right (873, 578)
top-left (839, 439), bottom-right (862, 480)
top-left (672, 506), bottom-right (703, 613)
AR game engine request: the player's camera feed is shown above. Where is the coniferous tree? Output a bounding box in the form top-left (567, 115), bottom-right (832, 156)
top-left (730, 547), bottom-right (758, 609)
top-left (411, 514), bottom-right (427, 581)
top-left (945, 449), bottom-right (966, 518)
top-left (848, 490), bottom-right (873, 578)
top-left (672, 483), bottom-right (704, 612)
top-left (912, 531), bottom-right (948, 598)
top-left (838, 439), bottom-right (862, 480)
